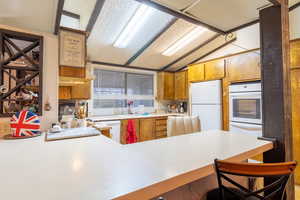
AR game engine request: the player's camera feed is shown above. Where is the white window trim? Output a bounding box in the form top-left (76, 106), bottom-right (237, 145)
top-left (88, 63), bottom-right (158, 117)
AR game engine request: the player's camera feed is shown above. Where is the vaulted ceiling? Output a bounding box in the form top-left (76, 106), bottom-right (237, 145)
top-left (0, 0), bottom-right (300, 71)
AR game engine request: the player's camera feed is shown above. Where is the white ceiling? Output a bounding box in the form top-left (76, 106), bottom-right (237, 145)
top-left (0, 0), bottom-right (58, 33)
top-left (87, 0), bottom-right (174, 65)
top-left (63, 0), bottom-right (97, 30)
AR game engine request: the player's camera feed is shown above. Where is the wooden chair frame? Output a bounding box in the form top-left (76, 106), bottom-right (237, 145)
top-left (214, 159), bottom-right (297, 200)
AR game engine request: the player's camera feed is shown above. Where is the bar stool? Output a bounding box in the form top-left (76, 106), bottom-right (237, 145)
top-left (207, 159), bottom-right (297, 200)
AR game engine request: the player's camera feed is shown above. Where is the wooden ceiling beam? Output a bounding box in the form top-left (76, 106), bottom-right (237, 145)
top-left (54, 0), bottom-right (65, 35)
top-left (90, 61), bottom-right (159, 72)
top-left (125, 18), bottom-right (178, 65)
top-left (176, 37), bottom-right (236, 72)
top-left (266, 0), bottom-right (281, 5)
top-left (86, 0), bottom-right (106, 35)
top-left (160, 33), bottom-right (221, 71)
top-left (133, 0), bottom-right (225, 34)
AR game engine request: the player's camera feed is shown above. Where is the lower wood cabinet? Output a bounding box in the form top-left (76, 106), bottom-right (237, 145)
top-left (120, 117), bottom-right (168, 144)
top-left (140, 118), bottom-right (155, 142)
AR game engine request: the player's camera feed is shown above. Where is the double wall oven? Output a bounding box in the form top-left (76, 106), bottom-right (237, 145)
top-left (229, 82), bottom-right (262, 137)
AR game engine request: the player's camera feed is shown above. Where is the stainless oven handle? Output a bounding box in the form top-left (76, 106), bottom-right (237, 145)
top-left (231, 124), bottom-right (262, 131)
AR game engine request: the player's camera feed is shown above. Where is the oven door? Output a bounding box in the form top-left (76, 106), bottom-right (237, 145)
top-left (229, 92), bottom-right (262, 124)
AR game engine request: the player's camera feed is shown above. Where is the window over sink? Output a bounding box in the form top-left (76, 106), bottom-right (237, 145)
top-left (92, 69), bottom-right (154, 116)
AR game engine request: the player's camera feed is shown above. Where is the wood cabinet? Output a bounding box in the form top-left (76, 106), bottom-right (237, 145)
top-left (59, 82), bottom-right (91, 100)
top-left (155, 117), bottom-right (167, 139)
top-left (290, 39), bottom-right (300, 68)
top-left (226, 51), bottom-right (261, 82)
top-left (188, 63), bottom-right (205, 82)
top-left (120, 117), bottom-right (168, 144)
top-left (120, 119), bottom-right (140, 144)
top-left (59, 86), bottom-right (72, 100)
top-left (140, 118), bottom-right (155, 142)
top-left (291, 69), bottom-right (300, 184)
top-left (157, 72), bottom-right (175, 100)
top-left (60, 66), bottom-right (85, 78)
top-left (71, 82), bottom-right (91, 100)
top-left (205, 59), bottom-right (225, 80)
top-left (174, 71), bottom-right (188, 100)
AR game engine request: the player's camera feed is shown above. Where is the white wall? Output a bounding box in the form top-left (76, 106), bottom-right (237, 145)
top-left (0, 24), bottom-right (58, 136)
top-left (199, 7), bottom-right (300, 62)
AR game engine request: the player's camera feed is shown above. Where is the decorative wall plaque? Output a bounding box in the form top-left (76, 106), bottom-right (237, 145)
top-left (59, 27), bottom-right (86, 68)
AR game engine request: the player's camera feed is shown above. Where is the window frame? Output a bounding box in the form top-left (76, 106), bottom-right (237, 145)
top-left (90, 67), bottom-right (157, 116)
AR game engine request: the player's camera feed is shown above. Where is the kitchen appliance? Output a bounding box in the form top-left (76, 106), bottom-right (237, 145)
top-left (191, 80), bottom-right (222, 131)
top-left (229, 82), bottom-right (262, 137)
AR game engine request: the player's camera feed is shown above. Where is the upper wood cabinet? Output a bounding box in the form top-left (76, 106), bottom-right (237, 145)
top-left (174, 71), bottom-right (188, 100)
top-left (226, 51), bottom-right (261, 82)
top-left (205, 59), bottom-right (225, 80)
top-left (188, 63), bottom-right (205, 82)
top-left (157, 72), bottom-right (174, 100)
top-left (291, 40), bottom-right (300, 68)
top-left (140, 118), bottom-right (155, 142)
top-left (59, 82), bottom-right (91, 100)
top-left (59, 86), bottom-right (72, 100)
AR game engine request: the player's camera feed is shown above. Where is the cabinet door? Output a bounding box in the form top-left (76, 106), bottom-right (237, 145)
top-left (157, 72), bottom-right (174, 100)
top-left (59, 86), bottom-right (72, 100)
top-left (155, 117), bottom-right (167, 139)
top-left (227, 51), bottom-right (261, 82)
top-left (140, 118), bottom-right (155, 142)
top-left (291, 69), bottom-right (300, 184)
top-left (174, 71), bottom-right (188, 100)
top-left (120, 119), bottom-right (140, 144)
top-left (71, 82), bottom-right (91, 100)
top-left (60, 66), bottom-right (85, 78)
top-left (205, 59), bottom-right (225, 80)
top-left (188, 63), bottom-right (205, 82)
top-left (290, 40), bottom-right (300, 68)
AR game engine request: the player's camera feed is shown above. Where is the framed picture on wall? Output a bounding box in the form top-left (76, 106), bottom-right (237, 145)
top-left (59, 27), bottom-right (86, 68)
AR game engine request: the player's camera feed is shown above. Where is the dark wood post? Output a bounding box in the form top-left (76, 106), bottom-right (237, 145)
top-left (259, 0), bottom-right (294, 199)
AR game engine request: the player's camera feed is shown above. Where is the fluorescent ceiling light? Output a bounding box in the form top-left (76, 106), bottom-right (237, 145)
top-left (162, 27), bottom-right (207, 56)
top-left (114, 4), bottom-right (154, 48)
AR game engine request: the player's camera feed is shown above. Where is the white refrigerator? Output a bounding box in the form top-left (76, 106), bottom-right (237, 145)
top-left (191, 80), bottom-right (222, 131)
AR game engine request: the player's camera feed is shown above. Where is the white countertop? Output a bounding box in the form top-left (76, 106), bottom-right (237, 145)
top-left (0, 130), bottom-right (272, 200)
top-left (88, 113), bottom-right (186, 121)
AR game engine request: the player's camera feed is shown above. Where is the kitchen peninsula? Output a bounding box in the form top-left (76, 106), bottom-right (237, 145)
top-left (0, 130), bottom-right (273, 200)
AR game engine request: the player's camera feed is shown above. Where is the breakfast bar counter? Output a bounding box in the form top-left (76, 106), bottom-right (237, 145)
top-left (0, 130), bottom-right (273, 200)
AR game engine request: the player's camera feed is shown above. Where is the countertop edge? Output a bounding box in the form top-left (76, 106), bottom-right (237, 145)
top-left (113, 142), bottom-right (274, 200)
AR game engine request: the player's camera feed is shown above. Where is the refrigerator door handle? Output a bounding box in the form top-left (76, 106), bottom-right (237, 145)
top-left (230, 123), bottom-right (262, 131)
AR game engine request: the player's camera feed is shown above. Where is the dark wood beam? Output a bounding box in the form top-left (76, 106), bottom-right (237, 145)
top-left (160, 34), bottom-right (220, 71)
top-left (125, 18), bottom-right (178, 65)
top-left (259, 2), bottom-right (294, 200)
top-left (267, 0), bottom-right (281, 5)
top-left (86, 0), bottom-right (106, 34)
top-left (289, 2), bottom-right (300, 11)
top-left (62, 10), bottom-right (80, 19)
top-left (90, 61), bottom-right (159, 72)
top-left (133, 0), bottom-right (225, 34)
top-left (54, 0), bottom-right (65, 35)
top-left (176, 37), bottom-right (236, 72)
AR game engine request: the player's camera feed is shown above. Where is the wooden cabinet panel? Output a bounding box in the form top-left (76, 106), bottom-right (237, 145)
top-left (291, 69), bottom-right (300, 184)
top-left (157, 72), bottom-right (174, 100)
top-left (140, 118), bottom-right (155, 142)
top-left (174, 71), bottom-right (188, 100)
top-left (227, 51), bottom-right (261, 82)
top-left (155, 117), bottom-right (167, 139)
top-left (71, 81), bottom-right (91, 100)
top-left (60, 66), bottom-right (85, 78)
top-left (59, 86), bottom-right (72, 100)
top-left (120, 119), bottom-right (140, 144)
top-left (205, 59), bottom-right (225, 80)
top-left (222, 78), bottom-right (229, 131)
top-left (188, 63), bottom-right (205, 82)
top-left (290, 40), bottom-right (300, 68)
